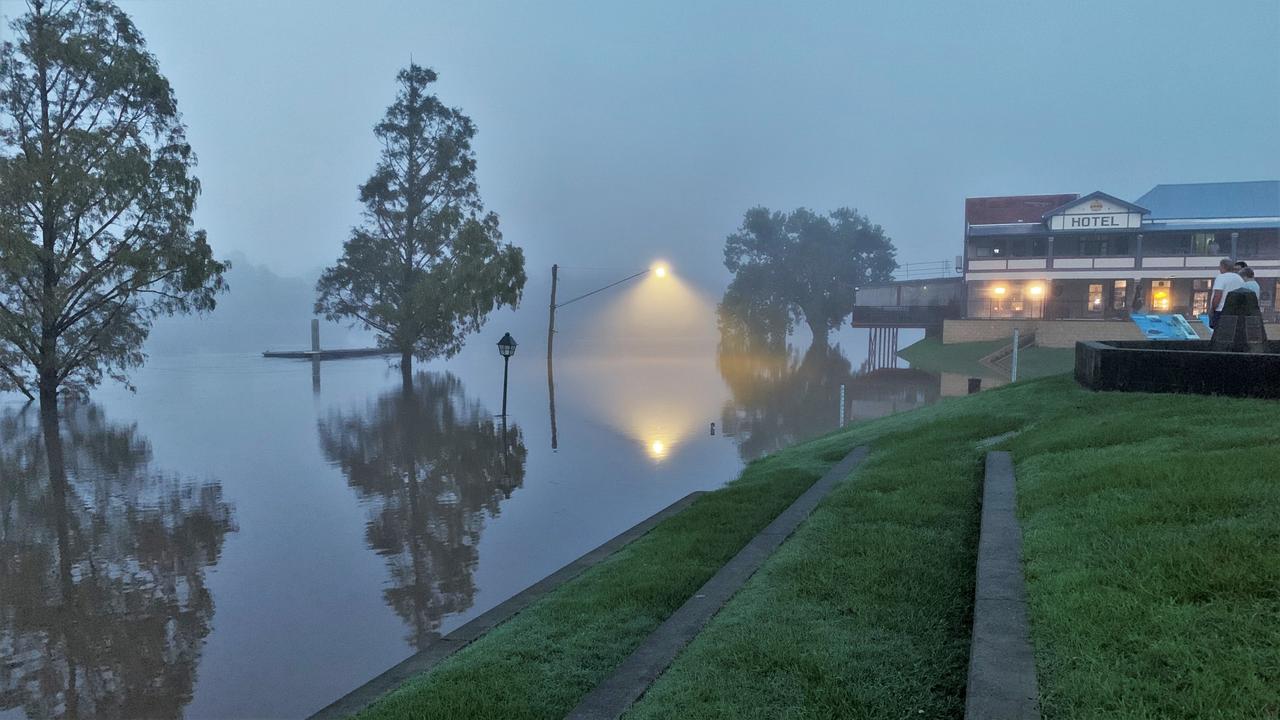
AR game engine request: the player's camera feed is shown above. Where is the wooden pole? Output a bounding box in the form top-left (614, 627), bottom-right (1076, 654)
top-left (547, 264), bottom-right (558, 363)
top-left (547, 264), bottom-right (559, 449)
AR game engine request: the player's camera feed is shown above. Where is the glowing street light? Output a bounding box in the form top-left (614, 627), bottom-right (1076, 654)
top-left (547, 261), bottom-right (674, 361)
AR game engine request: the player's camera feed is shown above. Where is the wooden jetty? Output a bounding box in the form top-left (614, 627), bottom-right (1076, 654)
top-left (262, 347), bottom-right (394, 360)
top-left (263, 319), bottom-right (395, 361)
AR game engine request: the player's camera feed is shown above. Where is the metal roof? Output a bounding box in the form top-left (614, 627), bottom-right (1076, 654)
top-left (967, 224), bottom-right (1048, 237)
top-left (1135, 181), bottom-right (1280, 220)
top-left (965, 194), bottom-right (1077, 225)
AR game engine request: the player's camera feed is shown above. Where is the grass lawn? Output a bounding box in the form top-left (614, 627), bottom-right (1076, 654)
top-left (626, 410), bottom-right (1017, 719)
top-left (1013, 345), bottom-right (1075, 378)
top-left (354, 376), bottom-right (1278, 719)
top-left (897, 336), bottom-right (1074, 380)
top-left (897, 336), bottom-right (1008, 378)
top-left (629, 377), bottom-right (1279, 719)
top-left (352, 432), bottom-right (861, 720)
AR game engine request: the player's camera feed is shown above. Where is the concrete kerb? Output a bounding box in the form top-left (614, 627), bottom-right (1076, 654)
top-left (564, 446), bottom-right (870, 720)
top-left (965, 451), bottom-right (1041, 720)
top-left (307, 490), bottom-right (707, 720)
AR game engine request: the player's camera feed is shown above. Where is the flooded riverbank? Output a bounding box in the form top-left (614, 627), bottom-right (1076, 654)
top-left (1, 312), bottom-right (944, 718)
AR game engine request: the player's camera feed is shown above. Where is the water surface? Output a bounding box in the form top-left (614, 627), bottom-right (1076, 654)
top-left (1, 315), bottom-right (941, 718)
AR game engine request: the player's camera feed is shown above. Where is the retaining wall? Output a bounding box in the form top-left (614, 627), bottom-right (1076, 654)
top-left (944, 319), bottom-right (1280, 348)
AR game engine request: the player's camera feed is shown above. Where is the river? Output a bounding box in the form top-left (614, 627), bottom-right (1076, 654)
top-left (0, 277), bottom-right (944, 719)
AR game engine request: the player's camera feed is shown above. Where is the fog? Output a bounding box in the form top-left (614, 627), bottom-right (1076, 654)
top-left (52, 0), bottom-right (1277, 310)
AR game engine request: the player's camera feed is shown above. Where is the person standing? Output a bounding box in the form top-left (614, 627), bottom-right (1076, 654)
top-left (1240, 267), bottom-right (1261, 296)
top-left (1209, 258), bottom-right (1245, 329)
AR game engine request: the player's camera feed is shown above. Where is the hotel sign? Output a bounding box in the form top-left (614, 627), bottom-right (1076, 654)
top-left (1047, 197), bottom-right (1144, 231)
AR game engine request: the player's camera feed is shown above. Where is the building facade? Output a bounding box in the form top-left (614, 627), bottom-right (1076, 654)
top-left (963, 181), bottom-right (1280, 322)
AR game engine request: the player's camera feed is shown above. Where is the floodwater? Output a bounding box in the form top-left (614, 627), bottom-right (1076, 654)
top-left (0, 280), bottom-right (945, 719)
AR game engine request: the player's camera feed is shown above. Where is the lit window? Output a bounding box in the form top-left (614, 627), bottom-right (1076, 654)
top-left (1088, 284), bottom-right (1104, 312)
top-left (1151, 280), bottom-right (1172, 311)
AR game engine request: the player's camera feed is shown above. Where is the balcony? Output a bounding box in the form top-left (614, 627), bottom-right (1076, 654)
top-left (850, 304), bottom-right (960, 328)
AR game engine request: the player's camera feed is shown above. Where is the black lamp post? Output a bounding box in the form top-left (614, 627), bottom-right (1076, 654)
top-left (497, 332), bottom-right (517, 418)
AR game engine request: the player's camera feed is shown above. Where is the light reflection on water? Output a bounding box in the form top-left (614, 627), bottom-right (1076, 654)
top-left (0, 315), bottom-right (944, 718)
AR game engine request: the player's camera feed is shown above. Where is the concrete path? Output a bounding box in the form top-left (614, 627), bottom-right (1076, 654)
top-left (308, 491), bottom-right (707, 720)
top-left (565, 446), bottom-right (869, 720)
top-left (965, 451), bottom-right (1041, 720)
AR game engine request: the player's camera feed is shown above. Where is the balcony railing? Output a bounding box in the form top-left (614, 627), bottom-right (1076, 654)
top-left (894, 260), bottom-right (962, 280)
top-left (850, 304), bottom-right (960, 327)
top-left (967, 298), bottom-right (1279, 322)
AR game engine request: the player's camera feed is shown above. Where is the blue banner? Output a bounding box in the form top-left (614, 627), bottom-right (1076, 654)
top-left (1130, 313), bottom-right (1201, 340)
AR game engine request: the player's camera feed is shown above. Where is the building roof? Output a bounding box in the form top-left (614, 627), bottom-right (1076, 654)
top-left (1135, 181), bottom-right (1280, 220)
top-left (1041, 190), bottom-right (1148, 219)
top-left (965, 194), bottom-right (1077, 225)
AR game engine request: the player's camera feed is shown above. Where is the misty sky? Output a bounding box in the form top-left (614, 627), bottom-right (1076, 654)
top-left (7, 0), bottom-right (1278, 289)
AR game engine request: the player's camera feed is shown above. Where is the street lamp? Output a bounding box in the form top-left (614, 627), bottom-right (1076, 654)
top-left (544, 261), bottom-right (669, 450)
top-left (498, 332), bottom-right (516, 419)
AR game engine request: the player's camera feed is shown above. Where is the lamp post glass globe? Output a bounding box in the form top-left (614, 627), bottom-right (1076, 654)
top-left (498, 332), bottom-right (517, 358)
top-left (652, 263), bottom-right (669, 278)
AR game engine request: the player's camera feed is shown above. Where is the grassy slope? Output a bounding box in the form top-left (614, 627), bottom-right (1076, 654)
top-left (1005, 386), bottom-right (1280, 718)
top-left (897, 336), bottom-right (1007, 378)
top-left (631, 377), bottom-right (1279, 719)
top-left (898, 336), bottom-right (1074, 380)
top-left (626, 411), bottom-right (1018, 719)
top-left (357, 377), bottom-right (1278, 719)
top-left (354, 433), bottom-right (859, 720)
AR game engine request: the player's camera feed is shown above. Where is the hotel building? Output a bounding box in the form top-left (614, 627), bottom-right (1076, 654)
top-left (963, 181), bottom-right (1280, 322)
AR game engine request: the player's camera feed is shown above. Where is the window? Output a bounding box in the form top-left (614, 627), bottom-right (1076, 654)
top-left (1081, 238), bottom-right (1106, 256)
top-left (969, 238), bottom-right (1006, 258)
top-left (1074, 235), bottom-right (1133, 256)
top-left (1237, 231), bottom-right (1280, 260)
top-left (1112, 280), bottom-right (1128, 311)
top-left (1151, 280), bottom-right (1172, 311)
top-left (1004, 237), bottom-right (1049, 257)
top-left (1191, 233), bottom-right (1219, 256)
top-left (1146, 233), bottom-right (1189, 255)
top-left (1192, 279), bottom-right (1211, 317)
top-left (1088, 283), bottom-right (1104, 313)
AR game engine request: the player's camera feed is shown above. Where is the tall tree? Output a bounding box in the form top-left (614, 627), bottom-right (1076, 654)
top-left (0, 0), bottom-right (226, 405)
top-left (316, 64), bottom-right (525, 385)
top-left (722, 207), bottom-right (896, 347)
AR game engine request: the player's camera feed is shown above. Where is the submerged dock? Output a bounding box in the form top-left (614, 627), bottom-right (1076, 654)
top-left (262, 348), bottom-right (394, 360)
top-left (263, 320), bottom-right (394, 360)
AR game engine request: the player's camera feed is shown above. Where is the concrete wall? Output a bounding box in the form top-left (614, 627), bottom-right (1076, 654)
top-left (942, 319), bottom-right (1044, 345)
top-left (940, 372), bottom-right (1008, 397)
top-left (945, 318), bottom-right (1280, 348)
top-left (1034, 321), bottom-right (1149, 347)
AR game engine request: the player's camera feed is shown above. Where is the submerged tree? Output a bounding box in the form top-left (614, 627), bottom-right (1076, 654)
top-left (0, 0), bottom-right (226, 404)
top-left (716, 305), bottom-right (937, 460)
top-left (316, 64), bottom-right (525, 385)
top-left (722, 207), bottom-right (896, 347)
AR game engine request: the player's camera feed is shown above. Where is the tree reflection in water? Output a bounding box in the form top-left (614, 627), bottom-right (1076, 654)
top-left (316, 372), bottom-right (527, 648)
top-left (717, 308), bottom-right (940, 460)
top-left (0, 404), bottom-right (235, 720)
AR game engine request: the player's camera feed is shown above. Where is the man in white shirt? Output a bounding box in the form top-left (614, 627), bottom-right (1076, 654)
top-left (1209, 258), bottom-right (1245, 329)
